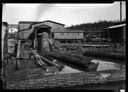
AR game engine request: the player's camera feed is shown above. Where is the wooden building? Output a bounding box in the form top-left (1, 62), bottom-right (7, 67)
top-left (18, 20), bottom-right (85, 47)
top-left (18, 20), bottom-right (65, 53)
top-left (18, 20), bottom-right (65, 40)
top-left (52, 29), bottom-right (85, 43)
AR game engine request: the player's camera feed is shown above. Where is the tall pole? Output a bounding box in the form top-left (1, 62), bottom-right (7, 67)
top-left (120, 1), bottom-right (122, 22)
top-left (2, 22), bottom-right (8, 89)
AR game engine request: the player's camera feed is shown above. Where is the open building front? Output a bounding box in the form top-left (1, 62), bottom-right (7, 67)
top-left (105, 22), bottom-right (126, 52)
top-left (18, 20), bottom-right (65, 54)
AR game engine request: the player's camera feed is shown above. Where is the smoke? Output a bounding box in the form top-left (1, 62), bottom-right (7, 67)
top-left (35, 4), bottom-right (55, 21)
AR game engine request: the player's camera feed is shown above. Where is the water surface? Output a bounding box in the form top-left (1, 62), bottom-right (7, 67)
top-left (59, 59), bottom-right (122, 74)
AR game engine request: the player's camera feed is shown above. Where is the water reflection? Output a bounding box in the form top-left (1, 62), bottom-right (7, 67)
top-left (91, 59), bottom-right (121, 71)
top-left (59, 66), bottom-right (83, 74)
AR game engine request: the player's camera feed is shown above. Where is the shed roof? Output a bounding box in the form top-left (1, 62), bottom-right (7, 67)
top-left (106, 23), bottom-right (126, 29)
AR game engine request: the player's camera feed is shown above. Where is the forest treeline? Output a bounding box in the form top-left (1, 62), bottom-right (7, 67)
top-left (66, 20), bottom-right (125, 31)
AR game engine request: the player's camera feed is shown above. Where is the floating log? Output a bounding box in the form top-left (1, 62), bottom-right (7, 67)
top-left (65, 52), bottom-right (93, 60)
top-left (83, 51), bottom-right (126, 61)
top-left (46, 52), bottom-right (92, 68)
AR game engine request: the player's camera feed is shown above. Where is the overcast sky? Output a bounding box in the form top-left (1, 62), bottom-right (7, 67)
top-left (2, 1), bottom-right (126, 27)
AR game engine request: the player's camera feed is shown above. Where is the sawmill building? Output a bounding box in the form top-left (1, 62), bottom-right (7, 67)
top-left (18, 20), bottom-right (85, 51)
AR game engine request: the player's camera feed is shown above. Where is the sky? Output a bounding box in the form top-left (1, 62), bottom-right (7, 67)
top-left (2, 2), bottom-right (126, 27)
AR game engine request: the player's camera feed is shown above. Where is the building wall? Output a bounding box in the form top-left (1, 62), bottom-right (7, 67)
top-left (54, 32), bottom-right (84, 39)
top-left (19, 29), bottom-right (33, 40)
top-left (19, 21), bottom-right (64, 31)
top-left (19, 22), bottom-right (32, 31)
top-left (8, 38), bottom-right (15, 54)
top-left (18, 21), bottom-right (65, 40)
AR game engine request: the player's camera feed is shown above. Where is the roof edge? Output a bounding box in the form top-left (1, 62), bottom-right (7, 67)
top-left (19, 20), bottom-right (65, 26)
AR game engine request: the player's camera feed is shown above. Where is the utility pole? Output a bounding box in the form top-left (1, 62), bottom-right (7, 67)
top-left (120, 1), bottom-right (122, 22)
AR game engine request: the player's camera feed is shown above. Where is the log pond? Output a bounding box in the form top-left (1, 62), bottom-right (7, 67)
top-left (57, 59), bottom-right (124, 74)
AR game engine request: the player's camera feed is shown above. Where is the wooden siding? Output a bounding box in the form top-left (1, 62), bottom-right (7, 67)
top-left (8, 38), bottom-right (15, 54)
top-left (54, 33), bottom-right (84, 39)
top-left (18, 21), bottom-right (65, 39)
top-left (19, 28), bottom-right (33, 39)
top-left (19, 23), bottom-right (32, 31)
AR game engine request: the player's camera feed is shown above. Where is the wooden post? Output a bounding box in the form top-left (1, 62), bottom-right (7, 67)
top-left (34, 38), bottom-right (38, 50)
top-left (15, 40), bottom-right (21, 70)
top-left (117, 43), bottom-right (120, 53)
top-left (34, 29), bottom-right (38, 50)
top-left (40, 32), bottom-right (50, 55)
top-left (99, 32), bottom-right (101, 43)
top-left (2, 22), bottom-right (8, 88)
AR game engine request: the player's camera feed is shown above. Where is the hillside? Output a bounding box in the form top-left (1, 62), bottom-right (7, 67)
top-left (66, 20), bottom-right (121, 31)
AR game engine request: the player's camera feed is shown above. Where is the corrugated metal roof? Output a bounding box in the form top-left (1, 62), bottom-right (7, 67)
top-left (107, 23), bottom-right (126, 29)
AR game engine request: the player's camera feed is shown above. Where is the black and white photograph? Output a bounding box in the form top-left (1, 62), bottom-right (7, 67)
top-left (1, 1), bottom-right (126, 91)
